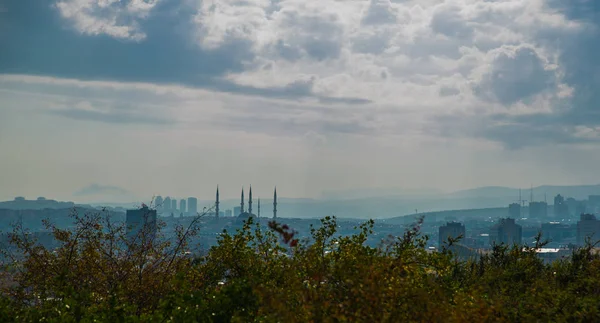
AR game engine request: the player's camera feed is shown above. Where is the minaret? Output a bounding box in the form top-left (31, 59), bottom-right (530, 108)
top-left (273, 187), bottom-right (277, 219)
top-left (248, 185), bottom-right (253, 214)
top-left (215, 186), bottom-right (220, 219)
top-left (258, 198), bottom-right (261, 218)
top-left (240, 187), bottom-right (245, 214)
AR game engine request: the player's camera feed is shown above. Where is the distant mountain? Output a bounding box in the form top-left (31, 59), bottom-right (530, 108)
top-left (72, 184), bottom-right (138, 204)
top-left (0, 197), bottom-right (82, 210)
top-left (320, 187), bottom-right (445, 200)
top-left (385, 207), bottom-right (509, 225)
top-left (446, 186), bottom-right (519, 199)
top-left (448, 184), bottom-right (600, 201)
top-left (88, 201), bottom-right (145, 209)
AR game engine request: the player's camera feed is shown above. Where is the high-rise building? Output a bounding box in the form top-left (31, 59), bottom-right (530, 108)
top-left (163, 197), bottom-right (171, 212)
top-left (489, 218), bottom-right (522, 246)
top-left (508, 203), bottom-right (521, 219)
top-left (155, 196), bottom-right (163, 210)
top-left (439, 222), bottom-right (465, 248)
top-left (554, 194), bottom-right (568, 219)
top-left (529, 201), bottom-right (548, 219)
top-left (187, 197), bottom-right (198, 215)
top-left (576, 202), bottom-right (587, 216)
top-left (566, 198), bottom-right (578, 216)
top-left (588, 195), bottom-right (600, 213)
top-left (225, 209), bottom-right (232, 217)
top-left (180, 199), bottom-right (186, 214)
top-left (541, 222), bottom-right (571, 243)
top-left (126, 205), bottom-right (157, 242)
top-left (171, 199), bottom-right (177, 212)
top-left (233, 206), bottom-right (241, 216)
top-left (577, 214), bottom-right (600, 246)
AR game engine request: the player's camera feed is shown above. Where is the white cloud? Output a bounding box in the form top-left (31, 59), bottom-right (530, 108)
top-left (55, 0), bottom-right (160, 41)
top-left (52, 0), bottom-right (581, 116)
top-left (190, 0), bottom-right (581, 114)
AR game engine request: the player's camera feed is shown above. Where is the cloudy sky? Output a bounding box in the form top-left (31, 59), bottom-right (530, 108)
top-left (1, 0), bottom-right (599, 202)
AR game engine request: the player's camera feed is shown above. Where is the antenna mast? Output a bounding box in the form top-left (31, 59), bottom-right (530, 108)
top-left (530, 185), bottom-right (534, 203)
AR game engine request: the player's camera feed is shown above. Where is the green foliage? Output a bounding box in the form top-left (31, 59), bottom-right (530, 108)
top-left (1, 210), bottom-right (600, 322)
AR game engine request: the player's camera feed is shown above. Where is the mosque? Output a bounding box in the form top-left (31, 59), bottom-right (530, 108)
top-left (214, 186), bottom-right (278, 222)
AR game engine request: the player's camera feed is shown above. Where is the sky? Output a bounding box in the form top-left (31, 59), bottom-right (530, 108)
top-left (1, 0), bottom-right (600, 203)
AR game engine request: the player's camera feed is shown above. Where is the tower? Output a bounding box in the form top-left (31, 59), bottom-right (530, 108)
top-left (273, 187), bottom-right (277, 219)
top-left (517, 188), bottom-right (527, 209)
top-left (248, 185), bottom-right (253, 214)
top-left (530, 185), bottom-right (534, 203)
top-left (240, 187), bottom-right (245, 213)
top-left (215, 186), bottom-right (220, 219)
top-left (258, 198), bottom-right (261, 218)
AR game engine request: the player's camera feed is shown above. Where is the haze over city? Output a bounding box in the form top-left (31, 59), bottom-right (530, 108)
top-left (2, 0), bottom-right (600, 204)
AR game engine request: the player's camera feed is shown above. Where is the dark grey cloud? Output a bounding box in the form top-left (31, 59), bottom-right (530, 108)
top-left (282, 77), bottom-right (315, 96)
top-left (304, 38), bottom-right (342, 61)
top-left (272, 39), bottom-right (304, 61)
top-left (351, 33), bottom-right (390, 54)
top-left (278, 11), bottom-right (344, 61)
top-left (545, 1), bottom-right (600, 127)
top-left (439, 86), bottom-right (460, 97)
top-left (0, 0), bottom-right (366, 104)
top-left (430, 5), bottom-right (473, 39)
top-left (278, 77), bottom-right (372, 104)
top-left (0, 0), bottom-right (250, 84)
top-left (432, 110), bottom-right (600, 150)
top-left (318, 96), bottom-right (372, 105)
top-left (479, 123), bottom-right (589, 150)
top-left (474, 47), bottom-right (556, 105)
top-left (218, 78), bottom-right (372, 104)
top-left (362, 0), bottom-right (397, 26)
top-left (441, 1), bottom-right (600, 149)
top-left (486, 1), bottom-right (600, 147)
top-left (48, 101), bottom-right (172, 125)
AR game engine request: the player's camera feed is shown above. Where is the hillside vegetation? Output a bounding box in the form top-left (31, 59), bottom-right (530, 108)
top-left (0, 209), bottom-right (599, 322)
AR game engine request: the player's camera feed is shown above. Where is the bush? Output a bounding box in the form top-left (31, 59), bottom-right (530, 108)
top-left (1, 210), bottom-right (600, 322)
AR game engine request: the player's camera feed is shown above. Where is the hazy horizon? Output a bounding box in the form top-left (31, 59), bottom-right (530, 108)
top-left (3, 183), bottom-right (600, 208)
top-left (2, 1), bottom-right (600, 204)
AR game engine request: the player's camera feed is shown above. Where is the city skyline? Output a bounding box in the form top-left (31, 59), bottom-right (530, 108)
top-left (4, 182), bottom-right (600, 206)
